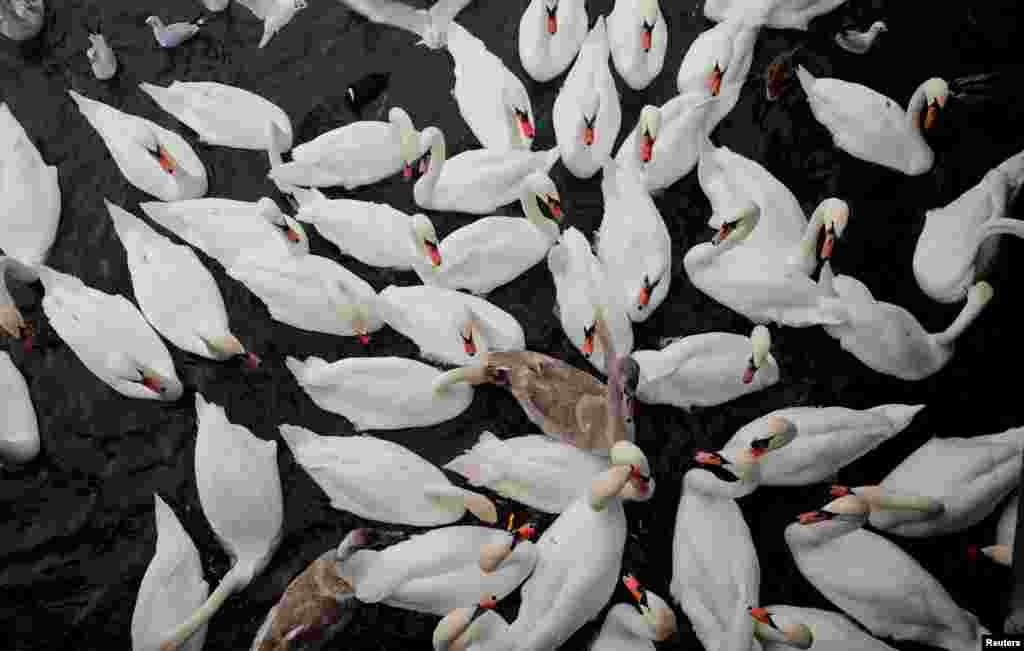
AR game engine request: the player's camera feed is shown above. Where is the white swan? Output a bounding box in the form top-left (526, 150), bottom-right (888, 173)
top-left (597, 159), bottom-right (672, 322)
top-left (86, 33), bottom-right (117, 80)
top-left (139, 196), bottom-right (308, 268)
top-left (553, 16), bottom-right (622, 180)
top-left (982, 493), bottom-right (1017, 567)
top-left (433, 600), bottom-right (509, 651)
top-left (683, 202), bottom-right (844, 328)
top-left (721, 404), bottom-right (925, 486)
top-left (0, 0), bottom-right (44, 41)
top-left (796, 68), bottom-right (948, 176)
top-left (786, 494), bottom-right (989, 651)
top-left (376, 285), bottom-right (525, 367)
top-left (0, 351), bottom-right (39, 465)
top-left (235, 0), bottom-right (307, 48)
top-left (591, 575), bottom-right (677, 650)
top-left (703, 0), bottom-right (848, 31)
top-left (633, 325), bottom-right (780, 411)
top-left (671, 422), bottom-right (797, 651)
top-left (286, 355), bottom-right (475, 431)
top-left (548, 227), bottom-right (634, 375)
top-left (447, 21), bottom-right (537, 151)
top-left (0, 103), bottom-right (60, 266)
top-left (458, 441), bottom-right (655, 651)
top-left (675, 20), bottom-right (758, 129)
top-left (339, 525), bottom-right (535, 614)
top-left (445, 431), bottom-right (612, 513)
top-left (279, 424), bottom-right (498, 527)
top-left (412, 126), bottom-right (560, 214)
top-left (819, 264), bottom-right (994, 380)
top-left (847, 426), bottom-right (1024, 537)
top-left (269, 107), bottom-right (419, 190)
top-left (337, 0), bottom-right (476, 50)
top-left (140, 81), bottom-right (293, 152)
top-left (227, 254), bottom-right (384, 340)
top-left (607, 0), bottom-right (667, 91)
top-left (106, 201), bottom-right (259, 367)
top-left (913, 148), bottom-right (1024, 303)
top-left (755, 606), bottom-right (896, 651)
top-left (834, 21), bottom-right (887, 54)
top-left (614, 95), bottom-right (719, 194)
top-left (0, 258), bottom-right (183, 401)
top-left (131, 495), bottom-right (209, 651)
top-left (518, 0), bottom-right (588, 83)
top-left (159, 394), bottom-right (283, 651)
top-left (68, 90), bottom-right (207, 201)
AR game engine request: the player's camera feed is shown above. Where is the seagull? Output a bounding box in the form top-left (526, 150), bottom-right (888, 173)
top-left (145, 14), bottom-right (206, 48)
top-left (235, 0), bottom-right (308, 48)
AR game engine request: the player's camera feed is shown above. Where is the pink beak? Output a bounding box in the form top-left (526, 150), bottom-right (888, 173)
top-left (245, 352), bottom-right (261, 369)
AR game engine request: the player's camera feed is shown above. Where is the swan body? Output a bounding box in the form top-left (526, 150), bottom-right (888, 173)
top-left (786, 494), bottom-right (989, 651)
top-left (672, 428), bottom-right (795, 651)
top-left (287, 355), bottom-right (474, 431)
top-left (819, 264), bottom-right (994, 380)
top-left (227, 254), bottom-right (384, 340)
top-left (144, 15), bottom-right (202, 48)
top-left (500, 442), bottom-right (654, 651)
top-left (376, 285), bottom-right (525, 367)
top-left (757, 606), bottom-right (897, 651)
top-left (139, 197), bottom-right (308, 268)
top-left (203, 0), bottom-right (229, 10)
top-left (553, 16), bottom-right (622, 179)
top-left (337, 0), bottom-right (475, 51)
top-left (69, 90), bottom-right (207, 201)
top-left (338, 525), bottom-right (536, 611)
top-left (131, 495), bottom-right (209, 651)
top-left (614, 93), bottom-right (719, 193)
top-left (269, 107), bottom-right (418, 190)
top-left (675, 20), bottom-right (758, 128)
top-left (722, 404), bottom-right (925, 486)
top-left (447, 21), bottom-right (536, 151)
top-left (444, 431), bottom-right (609, 513)
top-left (279, 424), bottom-right (498, 527)
top-left (159, 394), bottom-right (283, 651)
top-left (3, 261), bottom-right (184, 401)
top-left (834, 21), bottom-right (887, 54)
top-left (607, 0), bottom-right (667, 90)
top-left (633, 327), bottom-right (780, 411)
top-left (413, 127), bottom-right (560, 214)
top-left (703, 0), bottom-right (848, 31)
top-left (548, 226), bottom-right (634, 375)
top-left (0, 351), bottom-right (39, 465)
top-left (140, 81), bottom-right (292, 151)
top-left (106, 201), bottom-right (257, 365)
top-left (235, 0), bottom-right (307, 48)
top-left (864, 427), bottom-right (1024, 537)
top-left (518, 0), bottom-right (588, 83)
top-left (0, 0), bottom-right (44, 41)
top-left (597, 161), bottom-right (672, 322)
top-left (913, 148), bottom-right (1024, 303)
top-left (0, 103), bottom-right (60, 266)
top-left (86, 33), bottom-right (117, 80)
top-left (796, 68), bottom-right (948, 176)
top-left (591, 582), bottom-right (677, 650)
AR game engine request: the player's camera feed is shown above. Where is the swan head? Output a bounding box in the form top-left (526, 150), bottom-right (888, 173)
top-left (639, 0), bottom-right (659, 42)
top-left (591, 441), bottom-right (653, 510)
top-left (638, 105), bottom-right (660, 163)
top-left (797, 494), bottom-right (869, 525)
top-left (411, 214), bottom-right (442, 268)
top-left (712, 201), bottom-right (759, 246)
top-left (830, 484), bottom-right (946, 516)
top-left (459, 307), bottom-right (482, 356)
top-left (502, 85), bottom-right (535, 145)
top-left (751, 415), bottom-right (798, 458)
top-left (543, 0), bottom-right (559, 34)
top-left (144, 16), bottom-right (163, 28)
top-left (744, 325), bottom-right (772, 384)
top-left (256, 197), bottom-right (308, 251)
top-left (432, 595), bottom-right (499, 651)
top-left (412, 126), bottom-right (444, 183)
top-left (636, 263), bottom-right (666, 312)
top-left (869, 20), bottom-right (888, 34)
top-left (389, 107), bottom-right (418, 178)
top-left (751, 607), bottom-right (813, 649)
top-left (623, 575), bottom-right (676, 640)
top-left (199, 333), bottom-right (260, 368)
top-left (349, 303), bottom-right (372, 345)
top-left (921, 78), bottom-right (949, 130)
top-left (114, 355), bottom-right (183, 401)
top-left (479, 519), bottom-right (537, 573)
top-left (820, 198), bottom-right (849, 260)
top-left (967, 280), bottom-right (994, 307)
top-left (580, 90), bottom-right (601, 146)
top-left (523, 172), bottom-right (562, 232)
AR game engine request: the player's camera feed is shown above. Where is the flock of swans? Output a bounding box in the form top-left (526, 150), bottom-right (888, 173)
top-left (2, 0), bottom-right (1023, 650)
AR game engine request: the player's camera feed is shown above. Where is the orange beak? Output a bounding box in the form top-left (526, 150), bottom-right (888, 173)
top-left (638, 286), bottom-right (650, 307)
top-left (245, 352), bottom-right (261, 369)
top-left (924, 102), bottom-right (939, 130)
top-left (547, 12), bottom-right (557, 34)
top-left (830, 484), bottom-right (850, 498)
top-left (359, 334), bottom-right (370, 345)
top-left (641, 28), bottom-right (652, 52)
top-left (582, 333), bottom-right (594, 356)
top-left (821, 232), bottom-right (834, 259)
top-left (286, 228), bottom-right (300, 243)
top-left (709, 64), bottom-right (722, 97)
top-left (583, 126), bottom-right (595, 146)
top-left (750, 607), bottom-right (771, 624)
top-left (712, 222), bottom-right (732, 245)
top-left (640, 133), bottom-right (654, 163)
top-left (403, 162), bottom-right (413, 179)
top-left (142, 376), bottom-right (162, 394)
top-left (547, 199), bottom-right (562, 221)
top-left (425, 240), bottom-right (442, 267)
top-left (463, 334), bottom-right (477, 355)
top-left (158, 146), bottom-right (177, 174)
top-left (479, 595), bottom-right (498, 610)
top-left (694, 451), bottom-right (721, 465)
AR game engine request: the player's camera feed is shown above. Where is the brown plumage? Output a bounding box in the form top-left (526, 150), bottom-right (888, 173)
top-left (256, 555), bottom-right (355, 651)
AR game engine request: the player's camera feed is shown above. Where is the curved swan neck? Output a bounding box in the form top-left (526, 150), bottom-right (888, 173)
top-left (1, 257), bottom-right (40, 286)
top-left (159, 569), bottom-right (243, 651)
top-left (415, 129), bottom-right (445, 205)
top-left (433, 365), bottom-right (491, 393)
top-left (799, 204), bottom-right (826, 254)
top-left (933, 286), bottom-right (991, 346)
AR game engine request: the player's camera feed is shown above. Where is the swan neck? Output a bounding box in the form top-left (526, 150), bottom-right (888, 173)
top-left (434, 365), bottom-right (489, 392)
top-left (875, 493), bottom-right (938, 512)
top-left (934, 292), bottom-right (988, 346)
top-left (973, 217), bottom-right (1024, 252)
top-left (799, 205), bottom-right (826, 252)
top-left (416, 130), bottom-right (445, 203)
top-left (1, 257), bottom-right (40, 285)
top-left (160, 570), bottom-right (240, 650)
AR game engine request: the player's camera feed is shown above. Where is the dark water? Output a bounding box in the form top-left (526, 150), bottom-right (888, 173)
top-left (2, 0), bottom-right (1024, 649)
